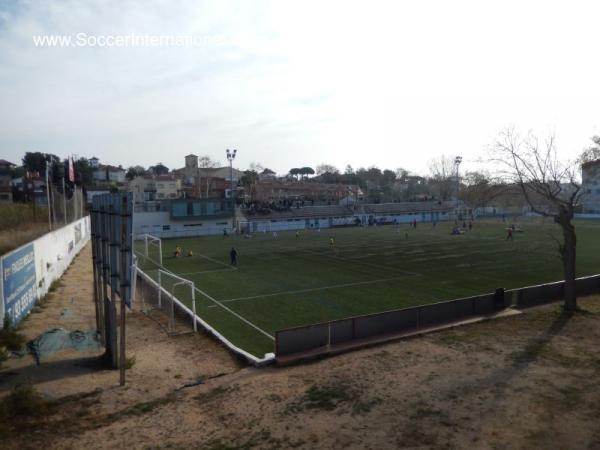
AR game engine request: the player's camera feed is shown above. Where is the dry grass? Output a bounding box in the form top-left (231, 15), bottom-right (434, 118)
top-left (0, 222), bottom-right (49, 255)
top-left (0, 203), bottom-right (49, 255)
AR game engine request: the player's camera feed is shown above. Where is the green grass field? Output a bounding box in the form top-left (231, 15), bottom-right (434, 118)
top-left (135, 218), bottom-right (600, 358)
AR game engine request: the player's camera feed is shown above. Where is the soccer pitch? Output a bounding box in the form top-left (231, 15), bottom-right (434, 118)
top-left (135, 219), bottom-right (600, 358)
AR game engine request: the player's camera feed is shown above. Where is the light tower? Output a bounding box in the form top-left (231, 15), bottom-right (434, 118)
top-left (226, 149), bottom-right (237, 225)
top-left (454, 156), bottom-right (462, 217)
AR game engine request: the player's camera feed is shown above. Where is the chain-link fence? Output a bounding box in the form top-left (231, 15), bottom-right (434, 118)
top-left (48, 183), bottom-right (86, 229)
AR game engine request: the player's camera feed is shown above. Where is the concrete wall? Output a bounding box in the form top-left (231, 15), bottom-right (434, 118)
top-left (133, 210), bottom-right (233, 238)
top-left (1, 216), bottom-right (90, 327)
top-left (275, 291), bottom-right (504, 357)
top-left (575, 213), bottom-right (600, 220)
top-left (275, 277), bottom-right (600, 359)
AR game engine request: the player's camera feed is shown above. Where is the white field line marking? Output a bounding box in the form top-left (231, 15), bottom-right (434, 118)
top-left (208, 276), bottom-right (411, 307)
top-left (301, 248), bottom-right (420, 276)
top-left (197, 253), bottom-right (236, 269)
top-left (193, 286), bottom-right (275, 340)
top-left (178, 267), bottom-right (237, 275)
top-left (135, 251), bottom-right (273, 341)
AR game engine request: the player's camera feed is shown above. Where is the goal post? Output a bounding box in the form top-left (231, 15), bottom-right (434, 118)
top-left (156, 269), bottom-right (197, 334)
top-left (135, 233), bottom-right (163, 267)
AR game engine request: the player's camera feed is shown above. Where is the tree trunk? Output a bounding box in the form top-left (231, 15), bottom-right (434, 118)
top-left (560, 213), bottom-right (577, 311)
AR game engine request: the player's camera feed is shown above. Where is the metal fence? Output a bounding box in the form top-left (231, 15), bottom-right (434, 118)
top-left (136, 269), bottom-right (197, 335)
top-left (275, 274), bottom-right (600, 359)
top-left (49, 184), bottom-right (86, 229)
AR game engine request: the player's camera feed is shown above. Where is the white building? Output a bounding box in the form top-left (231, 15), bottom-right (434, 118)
top-left (582, 159), bottom-right (600, 213)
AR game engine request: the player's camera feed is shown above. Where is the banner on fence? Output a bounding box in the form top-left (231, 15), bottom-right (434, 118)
top-left (1, 243), bottom-right (37, 325)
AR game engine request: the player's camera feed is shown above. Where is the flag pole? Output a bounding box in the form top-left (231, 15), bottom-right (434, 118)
top-left (62, 176), bottom-right (67, 226)
top-left (45, 164), bottom-right (52, 230)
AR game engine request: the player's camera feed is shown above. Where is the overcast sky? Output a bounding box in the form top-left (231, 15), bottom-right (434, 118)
top-left (1, 0), bottom-right (599, 176)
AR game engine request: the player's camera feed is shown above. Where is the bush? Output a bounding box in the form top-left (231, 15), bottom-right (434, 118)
top-left (0, 385), bottom-right (51, 418)
top-left (0, 317), bottom-right (26, 351)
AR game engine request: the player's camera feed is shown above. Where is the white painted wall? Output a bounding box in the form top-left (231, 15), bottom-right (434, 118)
top-left (34, 216), bottom-right (90, 301)
top-left (1, 216), bottom-right (90, 327)
top-left (133, 211), bottom-right (232, 238)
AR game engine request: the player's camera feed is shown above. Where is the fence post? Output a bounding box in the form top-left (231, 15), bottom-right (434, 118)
top-left (191, 285), bottom-right (197, 332)
top-left (494, 287), bottom-right (505, 310)
top-left (158, 271), bottom-right (162, 308)
top-left (141, 275), bottom-right (146, 313)
top-left (169, 291), bottom-right (175, 333)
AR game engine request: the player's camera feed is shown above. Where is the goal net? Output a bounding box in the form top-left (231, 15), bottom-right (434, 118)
top-left (138, 269), bottom-right (197, 335)
top-left (135, 234), bottom-right (163, 269)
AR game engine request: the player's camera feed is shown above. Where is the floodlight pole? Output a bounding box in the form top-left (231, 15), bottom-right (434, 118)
top-left (454, 156), bottom-right (462, 218)
top-left (226, 149), bottom-right (237, 230)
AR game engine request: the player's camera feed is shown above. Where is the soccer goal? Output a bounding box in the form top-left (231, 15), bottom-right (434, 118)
top-left (137, 268), bottom-right (197, 335)
top-left (136, 233), bottom-right (163, 267)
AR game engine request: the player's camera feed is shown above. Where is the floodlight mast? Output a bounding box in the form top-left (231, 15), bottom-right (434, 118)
top-left (454, 156), bottom-right (462, 216)
top-left (226, 149), bottom-right (237, 229)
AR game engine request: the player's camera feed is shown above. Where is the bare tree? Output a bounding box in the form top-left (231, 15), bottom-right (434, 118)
top-left (579, 136), bottom-right (600, 164)
top-left (492, 128), bottom-right (582, 311)
top-left (428, 155), bottom-right (457, 201)
top-left (316, 164), bottom-right (339, 175)
top-left (198, 155), bottom-right (219, 168)
top-left (461, 171), bottom-right (506, 211)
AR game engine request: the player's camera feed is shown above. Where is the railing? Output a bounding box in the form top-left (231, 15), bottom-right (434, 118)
top-left (275, 274), bottom-right (600, 360)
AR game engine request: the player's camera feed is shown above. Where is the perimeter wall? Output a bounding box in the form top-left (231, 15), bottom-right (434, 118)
top-left (0, 216), bottom-right (91, 328)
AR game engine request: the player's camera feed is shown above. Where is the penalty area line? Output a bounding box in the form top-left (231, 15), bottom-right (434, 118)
top-left (194, 286), bottom-right (275, 341)
top-left (178, 267), bottom-right (237, 276)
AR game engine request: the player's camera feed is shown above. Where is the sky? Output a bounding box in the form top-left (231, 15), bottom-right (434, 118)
top-left (1, 0), bottom-right (599, 176)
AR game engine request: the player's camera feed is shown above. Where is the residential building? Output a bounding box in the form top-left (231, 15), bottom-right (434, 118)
top-left (582, 159), bottom-right (600, 213)
top-left (92, 164), bottom-right (127, 184)
top-left (155, 176), bottom-right (181, 200)
top-left (11, 174), bottom-right (47, 205)
top-left (129, 175), bottom-right (181, 204)
top-left (0, 160), bottom-right (15, 203)
top-left (0, 174), bottom-right (12, 203)
top-left (0, 159), bottom-right (16, 171)
top-left (252, 179), bottom-right (362, 204)
top-left (172, 155), bottom-right (242, 198)
top-left (88, 157), bottom-right (100, 169)
top-left (129, 176), bottom-right (156, 204)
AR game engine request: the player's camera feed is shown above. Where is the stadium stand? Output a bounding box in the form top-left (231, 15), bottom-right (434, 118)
top-left (242, 204), bottom-right (355, 221)
top-left (363, 201), bottom-right (454, 215)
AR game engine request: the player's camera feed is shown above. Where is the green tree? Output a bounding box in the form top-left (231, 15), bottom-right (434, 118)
top-left (149, 163), bottom-right (169, 175)
top-left (22, 152), bottom-right (60, 174)
top-left (298, 167), bottom-right (315, 179)
top-left (73, 157), bottom-right (94, 186)
top-left (126, 165), bottom-right (147, 180)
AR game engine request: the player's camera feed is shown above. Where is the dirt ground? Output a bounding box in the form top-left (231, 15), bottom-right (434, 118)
top-left (2, 243), bottom-right (600, 450)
